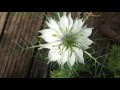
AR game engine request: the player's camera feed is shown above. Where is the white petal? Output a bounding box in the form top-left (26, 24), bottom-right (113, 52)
top-left (72, 19), bottom-right (84, 33)
top-left (48, 47), bottom-right (61, 61)
top-left (72, 18), bottom-right (79, 31)
top-left (76, 41), bottom-right (90, 50)
top-left (77, 37), bottom-right (93, 49)
top-left (46, 20), bottom-right (62, 36)
top-left (38, 41), bottom-right (62, 50)
top-left (68, 13), bottom-right (73, 30)
top-left (39, 29), bottom-right (60, 42)
top-left (47, 18), bottom-right (59, 30)
top-left (63, 12), bottom-right (66, 16)
top-left (82, 38), bottom-right (93, 46)
top-left (38, 44), bottom-right (52, 50)
top-left (59, 13), bottom-right (68, 31)
top-left (73, 47), bottom-right (84, 64)
top-left (67, 52), bottom-right (75, 68)
top-left (57, 12), bottom-right (60, 20)
top-left (81, 27), bottom-right (93, 37)
top-left (60, 48), bottom-right (69, 65)
top-left (76, 43), bottom-right (89, 50)
top-left (78, 19), bottom-right (85, 29)
top-left (39, 29), bottom-right (56, 34)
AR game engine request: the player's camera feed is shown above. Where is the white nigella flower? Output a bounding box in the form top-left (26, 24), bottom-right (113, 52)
top-left (38, 12), bottom-right (93, 68)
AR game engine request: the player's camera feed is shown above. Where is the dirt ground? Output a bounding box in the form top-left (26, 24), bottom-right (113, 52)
top-left (87, 12), bottom-right (120, 43)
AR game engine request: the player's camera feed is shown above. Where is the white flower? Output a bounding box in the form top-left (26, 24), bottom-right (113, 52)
top-left (38, 12), bottom-right (93, 68)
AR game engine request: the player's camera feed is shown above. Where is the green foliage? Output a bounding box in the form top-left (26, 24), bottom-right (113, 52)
top-left (106, 45), bottom-right (120, 77)
top-left (50, 63), bottom-right (86, 78)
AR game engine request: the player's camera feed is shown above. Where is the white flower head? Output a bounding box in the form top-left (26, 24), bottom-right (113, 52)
top-left (38, 12), bottom-right (93, 68)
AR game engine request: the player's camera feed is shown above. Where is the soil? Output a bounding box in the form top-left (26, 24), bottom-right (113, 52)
top-left (87, 12), bottom-right (120, 43)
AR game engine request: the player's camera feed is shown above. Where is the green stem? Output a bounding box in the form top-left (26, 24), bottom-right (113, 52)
top-left (27, 45), bottom-right (40, 49)
top-left (84, 51), bottom-right (101, 65)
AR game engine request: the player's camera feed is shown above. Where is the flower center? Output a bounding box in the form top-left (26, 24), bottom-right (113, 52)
top-left (63, 34), bottom-right (77, 48)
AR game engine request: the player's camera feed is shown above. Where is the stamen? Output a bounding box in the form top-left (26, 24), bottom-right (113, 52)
top-left (63, 34), bottom-right (78, 48)
top-left (52, 34), bottom-right (57, 37)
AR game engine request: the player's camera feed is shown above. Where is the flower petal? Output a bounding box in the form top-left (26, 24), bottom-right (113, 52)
top-left (47, 18), bottom-right (59, 30)
top-left (38, 44), bottom-right (52, 50)
top-left (73, 47), bottom-right (84, 64)
top-left (58, 13), bottom-right (68, 32)
top-left (39, 29), bottom-right (60, 42)
top-left (77, 37), bottom-right (93, 50)
top-left (76, 41), bottom-right (90, 50)
top-left (39, 29), bottom-right (56, 34)
top-left (60, 48), bottom-right (69, 66)
top-left (67, 51), bottom-right (75, 68)
top-left (82, 38), bottom-right (93, 46)
top-left (38, 41), bottom-right (62, 50)
top-left (68, 13), bottom-right (73, 30)
top-left (72, 19), bottom-right (84, 33)
top-left (46, 19), bottom-right (63, 35)
top-left (81, 27), bottom-right (93, 37)
top-left (48, 47), bottom-right (61, 61)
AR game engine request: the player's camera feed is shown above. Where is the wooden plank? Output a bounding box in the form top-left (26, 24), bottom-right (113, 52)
top-left (0, 12), bottom-right (15, 77)
top-left (29, 12), bottom-right (51, 78)
top-left (0, 12), bottom-right (8, 36)
top-left (5, 12), bottom-right (31, 78)
top-left (0, 12), bottom-right (45, 78)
